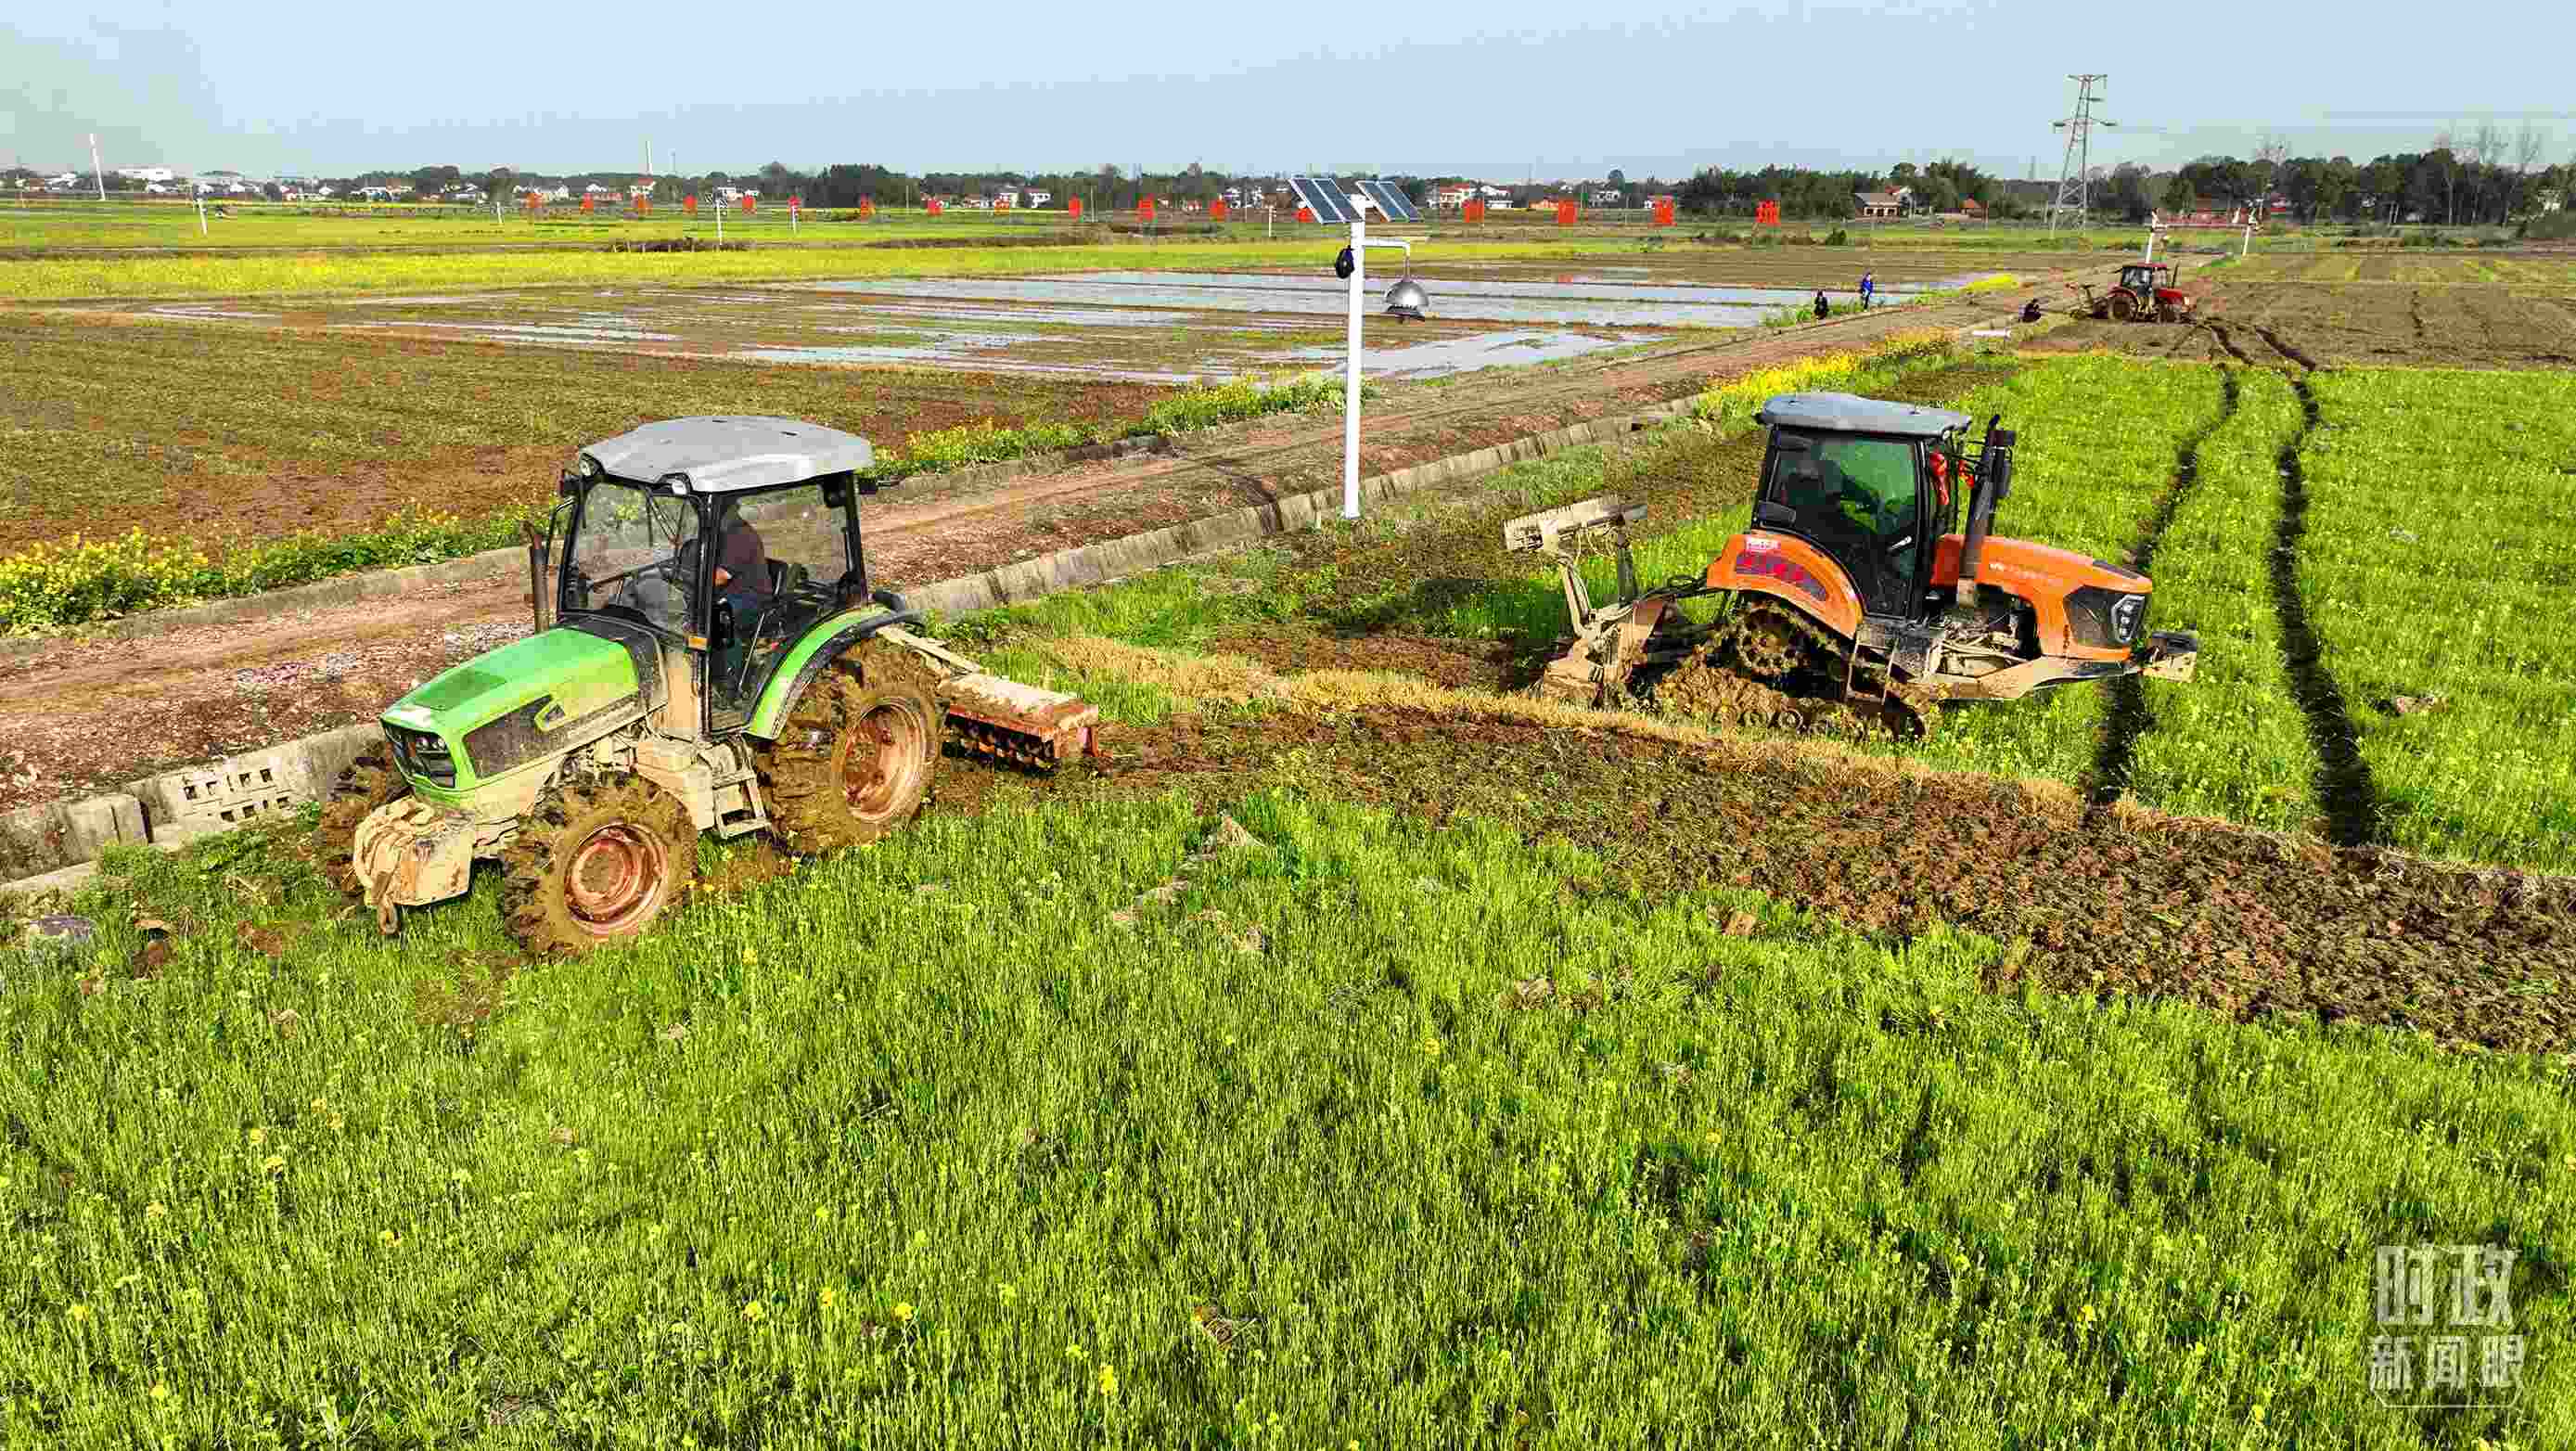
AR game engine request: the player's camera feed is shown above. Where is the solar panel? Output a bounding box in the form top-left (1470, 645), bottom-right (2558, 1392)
top-left (1289, 176), bottom-right (1355, 225)
top-left (1357, 180), bottom-right (1420, 224)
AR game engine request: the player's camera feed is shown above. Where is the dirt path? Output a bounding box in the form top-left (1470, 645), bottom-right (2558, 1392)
top-left (0, 274), bottom-right (2070, 813)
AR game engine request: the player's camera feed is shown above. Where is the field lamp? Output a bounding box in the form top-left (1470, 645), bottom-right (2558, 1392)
top-left (1383, 276), bottom-right (1429, 322)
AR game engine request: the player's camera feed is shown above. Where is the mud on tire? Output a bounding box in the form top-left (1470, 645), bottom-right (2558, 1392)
top-left (313, 742), bottom-right (409, 896)
top-left (499, 774), bottom-right (697, 957)
top-left (756, 637), bottom-right (943, 856)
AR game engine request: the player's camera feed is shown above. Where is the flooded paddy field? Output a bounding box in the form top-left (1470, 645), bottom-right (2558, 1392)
top-left (62, 252), bottom-right (2011, 384)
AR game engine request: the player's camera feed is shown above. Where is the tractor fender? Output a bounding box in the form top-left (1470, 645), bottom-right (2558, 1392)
top-left (1705, 532), bottom-right (1863, 642)
top-left (743, 591), bottom-right (924, 738)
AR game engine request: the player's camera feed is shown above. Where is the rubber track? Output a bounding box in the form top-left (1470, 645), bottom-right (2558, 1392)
top-left (2090, 366), bottom-right (2241, 807)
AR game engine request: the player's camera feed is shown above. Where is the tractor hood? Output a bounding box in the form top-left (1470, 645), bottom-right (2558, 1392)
top-left (378, 621), bottom-right (660, 793)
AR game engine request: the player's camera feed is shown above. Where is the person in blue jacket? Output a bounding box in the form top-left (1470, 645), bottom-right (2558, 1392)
top-left (1859, 270), bottom-right (1875, 309)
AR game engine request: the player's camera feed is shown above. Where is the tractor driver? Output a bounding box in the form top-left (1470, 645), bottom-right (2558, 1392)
top-left (708, 497), bottom-right (773, 625)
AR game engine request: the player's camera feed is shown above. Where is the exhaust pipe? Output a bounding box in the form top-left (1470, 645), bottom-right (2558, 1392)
top-left (523, 521), bottom-right (552, 635)
top-left (1954, 417), bottom-right (2015, 610)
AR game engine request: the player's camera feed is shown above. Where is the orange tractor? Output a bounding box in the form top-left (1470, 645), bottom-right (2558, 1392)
top-left (2071, 261), bottom-right (2198, 322)
top-left (1509, 392), bottom-right (2199, 738)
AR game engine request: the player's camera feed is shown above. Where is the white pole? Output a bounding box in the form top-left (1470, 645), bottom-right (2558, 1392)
top-left (197, 191), bottom-right (207, 237)
top-left (2240, 221), bottom-right (2250, 259)
top-left (89, 135), bottom-right (105, 200)
top-left (2143, 227), bottom-right (2154, 263)
top-left (1343, 216), bottom-right (1365, 520)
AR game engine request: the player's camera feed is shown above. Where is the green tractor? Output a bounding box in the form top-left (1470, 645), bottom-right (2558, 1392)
top-left (313, 416), bottom-right (1099, 954)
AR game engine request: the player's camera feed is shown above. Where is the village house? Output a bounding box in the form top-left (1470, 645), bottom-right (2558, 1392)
top-left (1854, 186), bottom-right (1913, 220)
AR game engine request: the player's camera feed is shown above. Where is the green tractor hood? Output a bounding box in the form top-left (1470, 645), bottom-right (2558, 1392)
top-left (378, 623), bottom-right (659, 798)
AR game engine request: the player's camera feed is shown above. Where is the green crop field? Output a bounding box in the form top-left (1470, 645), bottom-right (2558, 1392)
top-left (2296, 368), bottom-right (2576, 870)
top-left (4, 778), bottom-right (2568, 1448)
top-left (2121, 370), bottom-right (2320, 831)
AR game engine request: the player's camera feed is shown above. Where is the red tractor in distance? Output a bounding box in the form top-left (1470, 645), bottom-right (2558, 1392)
top-left (2071, 262), bottom-right (2198, 323)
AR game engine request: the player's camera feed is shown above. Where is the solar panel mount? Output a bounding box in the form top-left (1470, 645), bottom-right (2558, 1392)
top-left (1289, 176), bottom-right (1355, 225)
top-left (1356, 179), bottom-right (1420, 224)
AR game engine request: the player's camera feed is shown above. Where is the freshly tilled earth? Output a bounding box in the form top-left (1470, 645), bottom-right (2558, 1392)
top-left (1017, 707), bottom-right (2576, 1059)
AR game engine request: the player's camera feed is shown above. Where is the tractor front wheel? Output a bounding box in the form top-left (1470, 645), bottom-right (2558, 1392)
top-left (313, 742), bottom-right (409, 896)
top-left (757, 638), bottom-right (944, 855)
top-left (499, 775), bottom-right (698, 956)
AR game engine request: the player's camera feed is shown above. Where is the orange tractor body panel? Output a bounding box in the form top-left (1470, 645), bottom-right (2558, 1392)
top-left (1702, 532), bottom-right (1865, 641)
top-left (1927, 534), bottom-right (2141, 662)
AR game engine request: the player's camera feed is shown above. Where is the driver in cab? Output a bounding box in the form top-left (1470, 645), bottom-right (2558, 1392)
top-left (707, 498), bottom-right (772, 626)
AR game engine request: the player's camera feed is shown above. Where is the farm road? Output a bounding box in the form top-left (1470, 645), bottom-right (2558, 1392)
top-left (0, 272), bottom-right (2077, 813)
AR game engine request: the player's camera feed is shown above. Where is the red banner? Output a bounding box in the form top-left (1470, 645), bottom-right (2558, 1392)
top-left (635, 194), bottom-right (651, 215)
top-left (1296, 205), bottom-right (1314, 224)
top-left (684, 194), bottom-right (698, 215)
top-left (526, 192), bottom-right (540, 212)
top-left (1464, 199), bottom-right (1485, 223)
top-left (1755, 199), bottom-right (1780, 226)
top-left (581, 194), bottom-right (595, 213)
top-left (1211, 198), bottom-right (1227, 221)
top-left (1067, 197), bottom-right (1081, 219)
top-left (926, 199), bottom-right (942, 216)
top-left (1556, 199), bottom-right (1577, 225)
top-left (1652, 198), bottom-right (1674, 227)
top-left (1139, 197), bottom-right (1155, 220)
top-left (859, 198), bottom-right (875, 217)
top-left (740, 194), bottom-right (755, 214)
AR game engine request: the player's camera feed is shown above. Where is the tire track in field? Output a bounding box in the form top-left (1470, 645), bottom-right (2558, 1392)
top-left (2251, 325), bottom-right (2322, 372)
top-left (2089, 366), bottom-right (2241, 807)
top-left (2267, 374), bottom-right (2381, 848)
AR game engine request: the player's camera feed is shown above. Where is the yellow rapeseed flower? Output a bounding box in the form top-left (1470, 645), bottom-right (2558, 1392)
top-left (150, 1382), bottom-right (171, 1403)
top-left (997, 1282), bottom-right (1017, 1304)
top-left (310, 1098), bottom-right (327, 1112)
top-left (1098, 1364), bottom-right (1118, 1397)
top-left (144, 1201), bottom-right (167, 1221)
top-left (1067, 1342), bottom-right (1086, 1361)
top-left (741, 1301), bottom-right (765, 1322)
top-left (814, 1206), bottom-right (830, 1223)
top-left (892, 1302), bottom-right (914, 1324)
top-left (819, 1288), bottom-right (838, 1310)
top-left (1422, 1036), bottom-right (1442, 1059)
top-left (378, 1229), bottom-right (402, 1247)
top-left (247, 1128), bottom-right (267, 1149)
top-left (263, 1155), bottom-right (286, 1175)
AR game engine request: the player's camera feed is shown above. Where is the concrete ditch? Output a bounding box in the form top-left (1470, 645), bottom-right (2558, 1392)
top-left (0, 396), bottom-right (1695, 902)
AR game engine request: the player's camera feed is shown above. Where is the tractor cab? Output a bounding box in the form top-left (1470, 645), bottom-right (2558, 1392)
top-left (1749, 394), bottom-right (1975, 623)
top-left (550, 417), bottom-right (891, 735)
top-left (2117, 263), bottom-right (2170, 294)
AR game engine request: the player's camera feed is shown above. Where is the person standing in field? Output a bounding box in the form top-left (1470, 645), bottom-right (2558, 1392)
top-left (1813, 289), bottom-right (1830, 320)
top-left (1859, 270), bottom-right (1875, 309)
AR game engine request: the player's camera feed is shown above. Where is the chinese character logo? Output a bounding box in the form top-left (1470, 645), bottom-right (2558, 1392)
top-left (2370, 1243), bottom-right (2525, 1410)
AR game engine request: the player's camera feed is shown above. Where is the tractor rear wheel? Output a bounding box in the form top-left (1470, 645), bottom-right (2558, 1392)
top-left (313, 742), bottom-right (408, 896)
top-left (499, 774), bottom-right (697, 956)
top-left (2108, 291), bottom-right (2140, 322)
top-left (757, 638), bottom-right (943, 856)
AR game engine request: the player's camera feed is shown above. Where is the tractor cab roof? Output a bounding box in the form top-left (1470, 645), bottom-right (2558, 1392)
top-left (1756, 392), bottom-right (1972, 440)
top-left (579, 416), bottom-right (875, 494)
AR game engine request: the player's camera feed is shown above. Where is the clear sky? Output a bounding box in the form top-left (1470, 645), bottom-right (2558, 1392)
top-left (4, 3), bottom-right (2569, 179)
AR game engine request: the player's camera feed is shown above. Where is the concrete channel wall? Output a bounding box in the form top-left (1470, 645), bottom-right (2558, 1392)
top-left (1, 395), bottom-right (1698, 902)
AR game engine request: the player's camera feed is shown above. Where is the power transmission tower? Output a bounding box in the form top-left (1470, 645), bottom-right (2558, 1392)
top-left (2048, 74), bottom-right (2117, 235)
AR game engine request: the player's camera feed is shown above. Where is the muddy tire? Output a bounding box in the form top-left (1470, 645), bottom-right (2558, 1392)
top-left (313, 742), bottom-right (409, 896)
top-left (756, 637), bottom-right (943, 856)
top-left (2108, 290), bottom-right (2140, 323)
top-left (499, 774), bottom-right (697, 956)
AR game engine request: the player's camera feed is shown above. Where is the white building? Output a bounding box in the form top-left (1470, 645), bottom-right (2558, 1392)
top-left (1024, 189), bottom-right (1050, 206)
top-left (117, 165), bottom-right (176, 184)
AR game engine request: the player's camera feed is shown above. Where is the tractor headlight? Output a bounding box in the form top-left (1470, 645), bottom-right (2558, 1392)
top-left (2111, 592), bottom-right (2147, 644)
top-left (579, 454), bottom-right (601, 479)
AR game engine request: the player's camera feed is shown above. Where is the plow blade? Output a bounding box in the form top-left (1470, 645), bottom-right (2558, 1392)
top-left (2137, 630), bottom-right (2200, 683)
top-left (938, 673), bottom-right (1100, 770)
top-left (877, 625), bottom-right (1102, 770)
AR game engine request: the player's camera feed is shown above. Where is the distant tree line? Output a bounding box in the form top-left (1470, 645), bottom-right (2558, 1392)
top-left (43, 128), bottom-right (2564, 228)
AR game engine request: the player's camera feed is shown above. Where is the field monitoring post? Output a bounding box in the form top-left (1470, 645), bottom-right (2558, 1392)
top-left (1294, 178), bottom-right (1426, 520)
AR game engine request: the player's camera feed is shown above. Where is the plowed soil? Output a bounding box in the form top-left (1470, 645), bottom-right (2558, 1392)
top-left (1012, 707), bottom-right (2576, 1058)
top-left (2027, 276), bottom-right (2576, 368)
